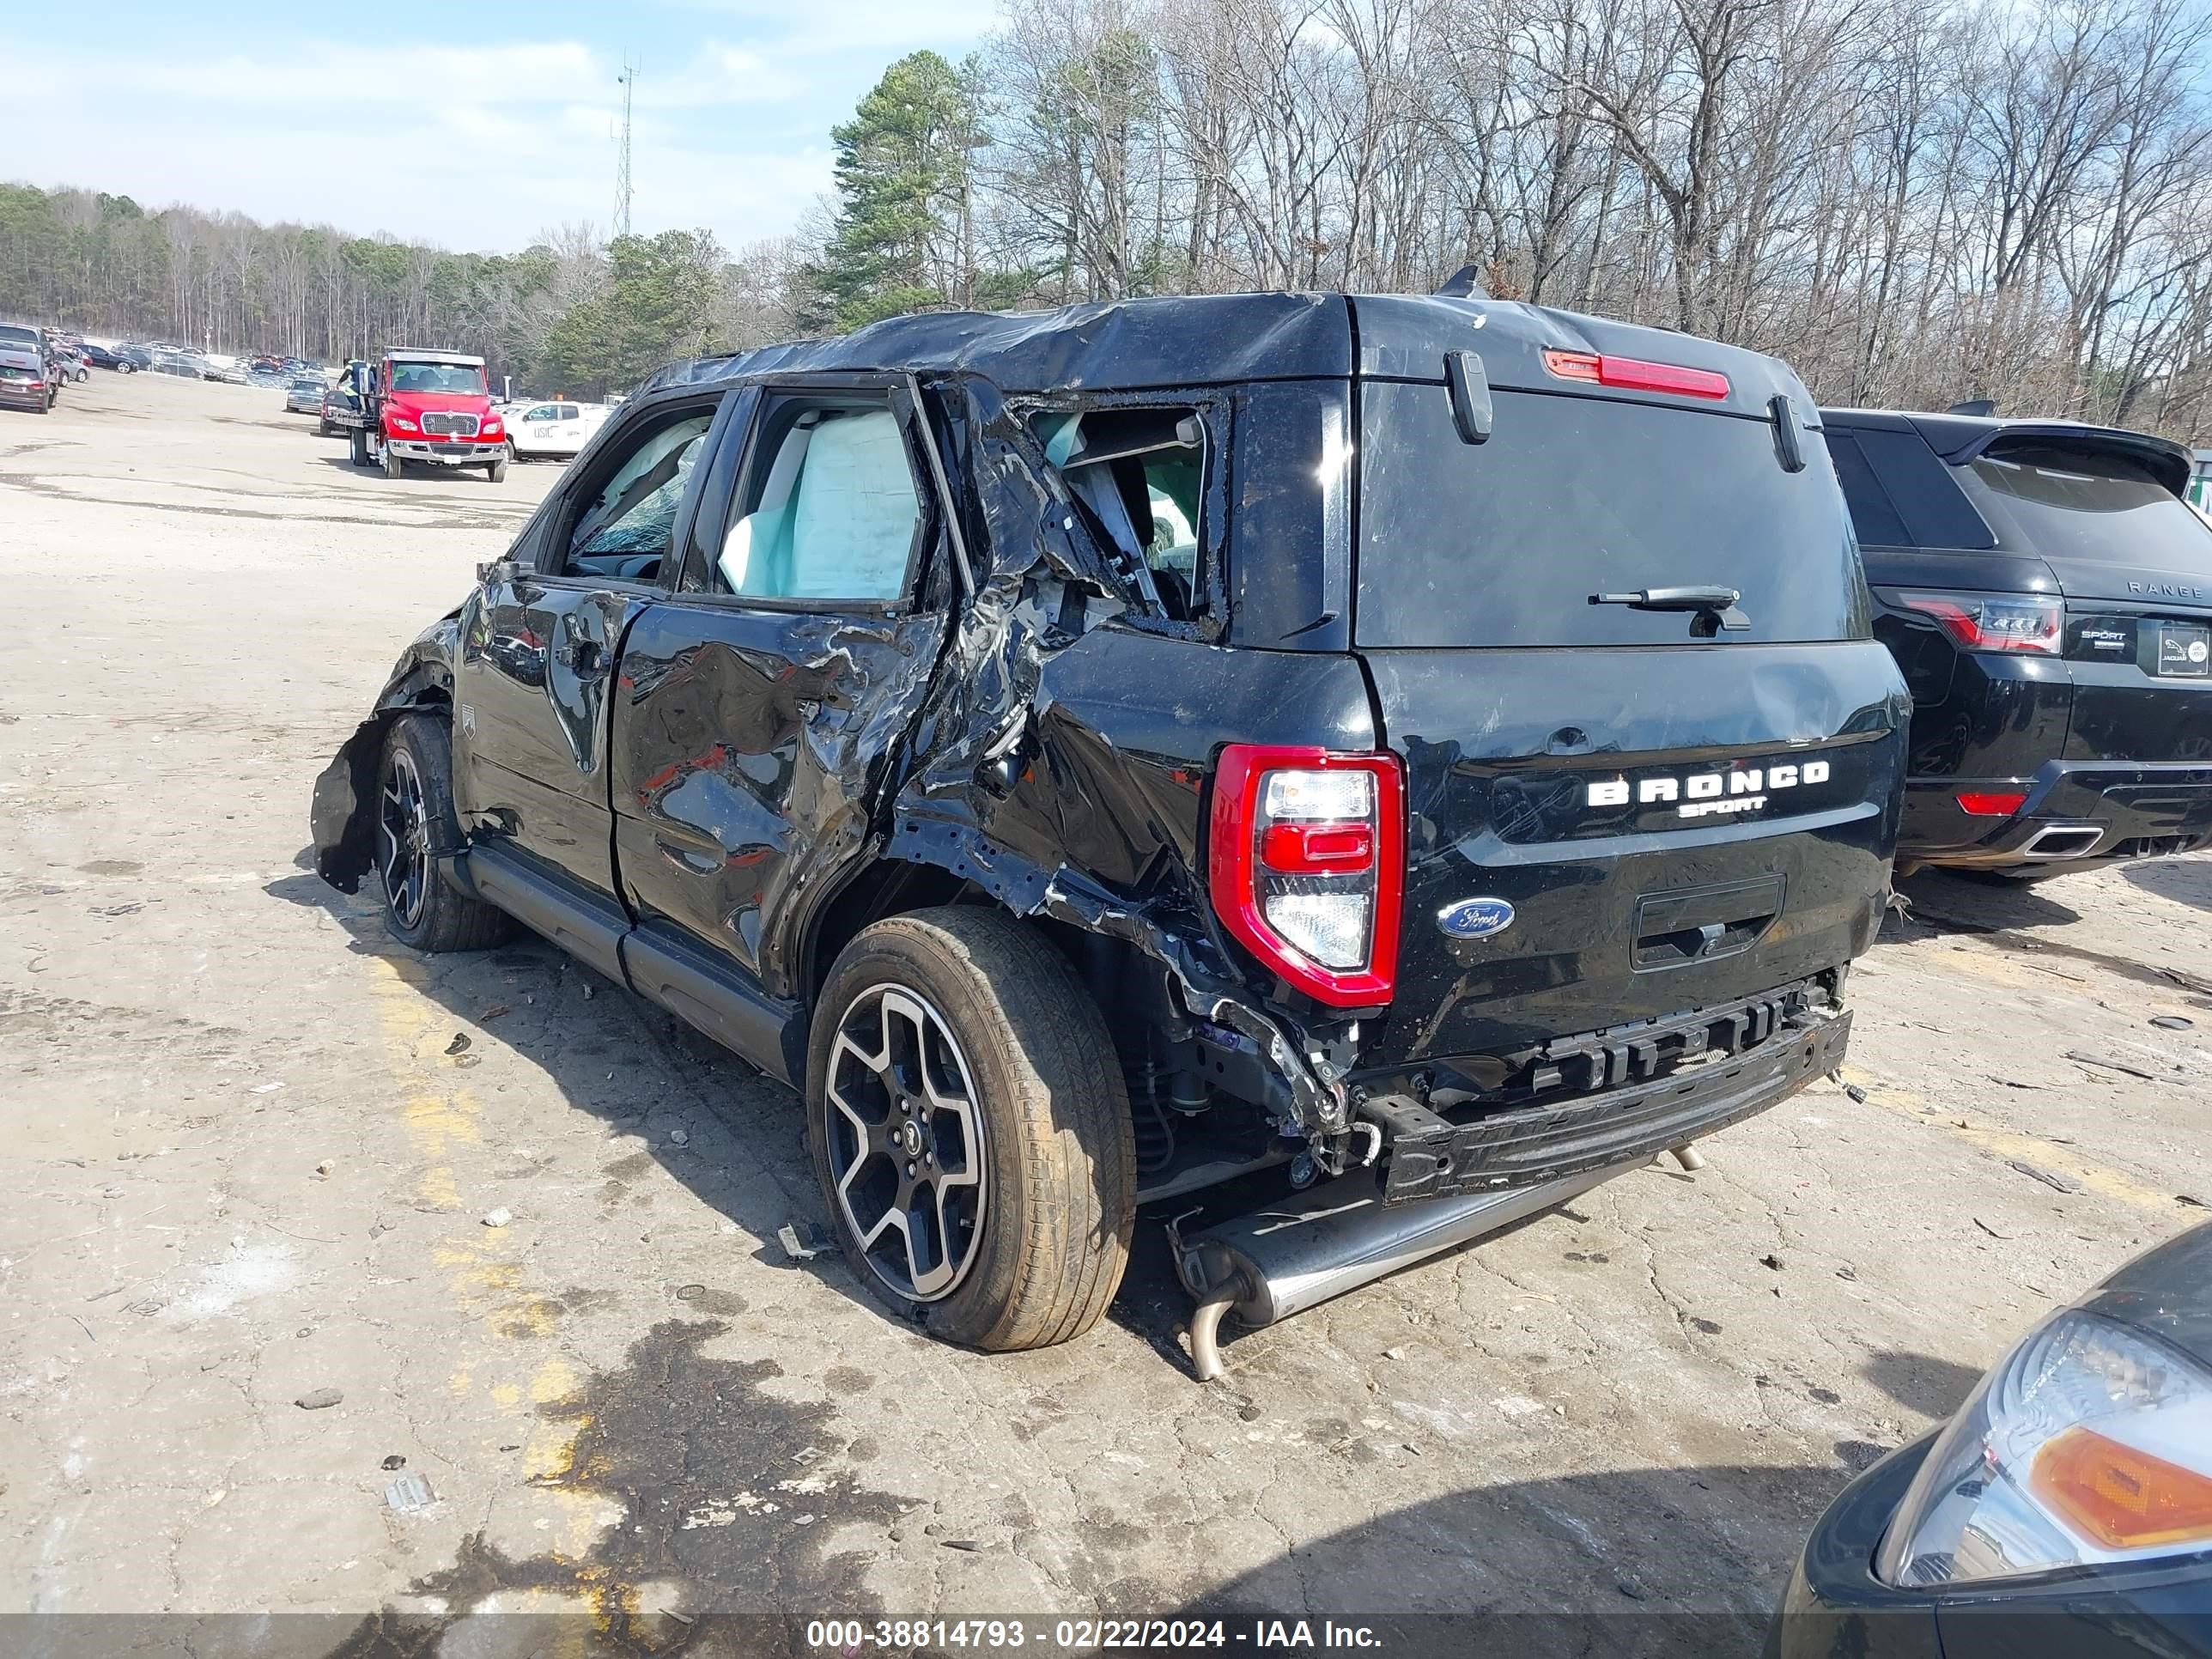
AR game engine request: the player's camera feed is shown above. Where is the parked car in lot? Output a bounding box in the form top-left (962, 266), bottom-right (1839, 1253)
top-left (312, 289), bottom-right (1905, 1366)
top-left (1771, 1220), bottom-right (2212, 1658)
top-left (1825, 408), bottom-right (2212, 878)
top-left (149, 347), bottom-right (208, 380)
top-left (78, 341), bottom-right (139, 373)
top-left (285, 376), bottom-right (330, 416)
top-left (317, 383), bottom-right (355, 436)
top-left (502, 398), bottom-right (608, 462)
top-left (0, 323), bottom-right (55, 413)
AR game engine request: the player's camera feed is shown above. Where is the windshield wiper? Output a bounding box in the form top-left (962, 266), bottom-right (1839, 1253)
top-left (1589, 586), bottom-right (1750, 635)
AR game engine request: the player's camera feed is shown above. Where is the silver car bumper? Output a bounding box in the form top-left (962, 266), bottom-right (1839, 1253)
top-left (389, 440), bottom-right (502, 464)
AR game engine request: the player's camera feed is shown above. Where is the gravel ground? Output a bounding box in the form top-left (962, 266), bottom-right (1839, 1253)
top-left (3, 371), bottom-right (2207, 1654)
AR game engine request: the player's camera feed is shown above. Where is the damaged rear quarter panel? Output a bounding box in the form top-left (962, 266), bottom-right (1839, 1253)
top-left (309, 611), bottom-right (465, 892)
top-left (872, 379), bottom-right (1380, 1129)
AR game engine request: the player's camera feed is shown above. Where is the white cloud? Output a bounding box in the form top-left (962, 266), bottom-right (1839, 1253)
top-left (6, 19), bottom-right (994, 252)
top-left (653, 0), bottom-right (1003, 53)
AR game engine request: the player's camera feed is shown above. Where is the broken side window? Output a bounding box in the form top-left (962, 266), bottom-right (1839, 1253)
top-left (1031, 407), bottom-right (1211, 624)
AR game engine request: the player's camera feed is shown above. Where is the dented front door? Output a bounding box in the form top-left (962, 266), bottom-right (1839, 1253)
top-left (608, 375), bottom-right (955, 999)
top-left (455, 572), bottom-right (652, 901)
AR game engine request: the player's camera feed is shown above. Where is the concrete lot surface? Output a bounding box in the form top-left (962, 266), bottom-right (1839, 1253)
top-left (3, 373), bottom-right (2208, 1653)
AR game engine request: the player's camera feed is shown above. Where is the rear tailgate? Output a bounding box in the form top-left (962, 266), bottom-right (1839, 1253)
top-left (1365, 647), bottom-right (1901, 1061)
top-left (1946, 430), bottom-right (2212, 765)
top-left (1350, 355), bottom-right (1905, 1066)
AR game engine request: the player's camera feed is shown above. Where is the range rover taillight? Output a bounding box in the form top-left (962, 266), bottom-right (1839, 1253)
top-left (1207, 745), bottom-right (1402, 1007)
top-left (1896, 590), bottom-right (2063, 654)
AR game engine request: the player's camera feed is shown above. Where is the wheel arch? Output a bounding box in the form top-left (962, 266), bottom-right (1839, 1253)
top-left (308, 625), bottom-right (461, 894)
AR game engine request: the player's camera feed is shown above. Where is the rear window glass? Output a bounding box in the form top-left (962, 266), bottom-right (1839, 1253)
top-left (1824, 432), bottom-right (1911, 548)
top-left (1356, 384), bottom-right (1868, 647)
top-left (0, 325), bottom-right (36, 348)
top-left (1826, 425), bottom-right (1995, 550)
top-left (1960, 445), bottom-right (2212, 569)
top-left (1034, 408), bottom-right (1209, 623)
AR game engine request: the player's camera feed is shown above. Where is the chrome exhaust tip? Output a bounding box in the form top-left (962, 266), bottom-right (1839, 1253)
top-left (1170, 1160), bottom-right (1633, 1379)
top-left (2019, 824), bottom-right (2104, 860)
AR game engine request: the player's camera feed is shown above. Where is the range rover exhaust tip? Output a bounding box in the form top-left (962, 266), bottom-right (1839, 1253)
top-left (1170, 1162), bottom-right (1633, 1382)
top-left (2020, 824), bottom-right (2104, 860)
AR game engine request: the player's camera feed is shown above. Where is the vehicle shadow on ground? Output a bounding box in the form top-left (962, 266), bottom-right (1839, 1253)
top-left (1861, 1348), bottom-right (1983, 1417)
top-left (2120, 854), bottom-right (2212, 912)
top-left (1165, 1463), bottom-right (1851, 1657)
top-left (289, 1279), bottom-right (1850, 1653)
top-left (262, 856), bottom-right (1200, 1355)
top-left (1892, 866), bottom-right (2082, 933)
top-left (1890, 866), bottom-right (2212, 997)
top-left (263, 1288), bottom-right (1854, 1654)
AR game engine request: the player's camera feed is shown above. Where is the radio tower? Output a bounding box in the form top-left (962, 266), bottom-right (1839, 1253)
top-left (614, 58), bottom-right (636, 239)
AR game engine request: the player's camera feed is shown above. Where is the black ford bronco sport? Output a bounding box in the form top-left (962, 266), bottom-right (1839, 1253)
top-left (313, 289), bottom-right (1906, 1364)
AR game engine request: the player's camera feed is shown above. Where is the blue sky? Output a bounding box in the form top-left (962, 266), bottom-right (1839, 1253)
top-left (13, 1), bottom-right (1001, 252)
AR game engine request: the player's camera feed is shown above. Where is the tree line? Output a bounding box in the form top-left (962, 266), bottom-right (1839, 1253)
top-left (0, 186), bottom-right (802, 398)
top-left (5, 0), bottom-right (2210, 434)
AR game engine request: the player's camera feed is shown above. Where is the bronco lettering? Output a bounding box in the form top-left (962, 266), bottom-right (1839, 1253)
top-left (1587, 757), bottom-right (1829, 813)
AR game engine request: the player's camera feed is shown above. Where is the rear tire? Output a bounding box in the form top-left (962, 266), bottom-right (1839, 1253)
top-left (318, 417), bottom-right (332, 436)
top-left (349, 428), bottom-right (368, 467)
top-left (806, 908), bottom-right (1135, 1352)
top-left (374, 714), bottom-right (513, 954)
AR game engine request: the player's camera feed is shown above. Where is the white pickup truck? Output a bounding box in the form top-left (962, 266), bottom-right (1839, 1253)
top-left (502, 399), bottom-right (610, 463)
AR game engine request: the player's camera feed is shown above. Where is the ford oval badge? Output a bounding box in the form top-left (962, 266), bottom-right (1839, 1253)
top-left (1437, 897), bottom-right (1516, 940)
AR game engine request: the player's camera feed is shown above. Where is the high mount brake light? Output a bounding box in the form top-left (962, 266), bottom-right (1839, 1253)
top-left (1897, 590), bottom-right (2063, 655)
top-left (1541, 349), bottom-right (1730, 400)
top-left (1208, 745), bottom-right (1402, 1008)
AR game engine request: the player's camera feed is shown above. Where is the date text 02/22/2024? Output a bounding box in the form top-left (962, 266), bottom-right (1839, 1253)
top-left (804, 1619), bottom-right (1384, 1650)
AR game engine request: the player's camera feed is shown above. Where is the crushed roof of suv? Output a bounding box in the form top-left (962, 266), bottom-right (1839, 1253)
top-left (644, 290), bottom-right (1813, 417)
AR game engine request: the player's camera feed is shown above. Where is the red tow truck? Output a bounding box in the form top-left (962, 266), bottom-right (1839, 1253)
top-left (330, 348), bottom-right (507, 483)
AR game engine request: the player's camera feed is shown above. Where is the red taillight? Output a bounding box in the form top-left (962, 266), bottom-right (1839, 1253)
top-left (1208, 745), bottom-right (1402, 1007)
top-left (1958, 792), bottom-right (2028, 817)
top-left (1260, 822), bottom-right (1374, 872)
top-left (1542, 349), bottom-right (1730, 400)
top-left (1896, 591), bottom-right (2063, 655)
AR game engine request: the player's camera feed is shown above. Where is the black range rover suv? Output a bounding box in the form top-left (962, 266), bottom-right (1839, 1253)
top-left (313, 290), bottom-right (1905, 1357)
top-left (1823, 407), bottom-right (2212, 876)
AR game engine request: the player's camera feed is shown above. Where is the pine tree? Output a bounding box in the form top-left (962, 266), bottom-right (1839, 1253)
top-left (806, 51), bottom-right (985, 331)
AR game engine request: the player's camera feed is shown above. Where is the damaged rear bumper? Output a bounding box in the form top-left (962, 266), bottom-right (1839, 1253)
top-left (1170, 1004), bottom-right (1849, 1379)
top-left (1366, 1005), bottom-right (1851, 1205)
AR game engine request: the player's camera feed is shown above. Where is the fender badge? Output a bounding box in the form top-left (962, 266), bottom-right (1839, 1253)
top-left (1437, 897), bottom-right (1515, 940)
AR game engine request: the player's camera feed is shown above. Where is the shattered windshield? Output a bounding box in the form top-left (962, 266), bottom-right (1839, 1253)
top-left (571, 413), bottom-right (713, 562)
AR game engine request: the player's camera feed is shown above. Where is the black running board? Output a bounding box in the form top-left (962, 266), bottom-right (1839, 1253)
top-left (457, 844), bottom-right (802, 1085)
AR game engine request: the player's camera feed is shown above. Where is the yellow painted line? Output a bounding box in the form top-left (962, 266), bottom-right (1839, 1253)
top-left (360, 952), bottom-right (608, 1565)
top-left (1837, 1064), bottom-right (2173, 1211)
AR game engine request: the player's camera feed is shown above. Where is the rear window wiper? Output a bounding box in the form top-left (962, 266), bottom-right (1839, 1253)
top-left (1590, 586), bottom-right (1751, 635)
